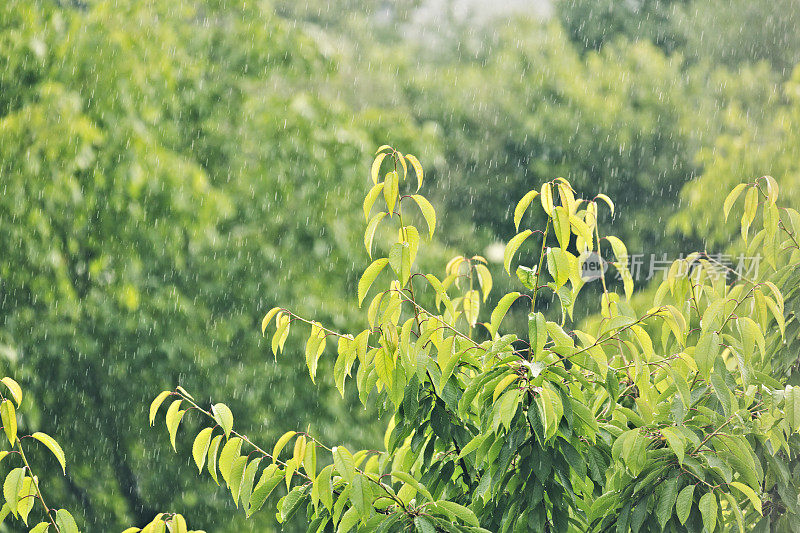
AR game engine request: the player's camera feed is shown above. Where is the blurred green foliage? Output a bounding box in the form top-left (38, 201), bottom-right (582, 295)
top-left (1, 0), bottom-right (799, 530)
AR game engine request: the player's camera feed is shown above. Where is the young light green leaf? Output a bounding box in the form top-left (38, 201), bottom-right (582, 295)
top-left (3, 468), bottom-right (24, 517)
top-left (358, 258), bottom-right (389, 306)
top-left (149, 391), bottom-right (171, 426)
top-left (165, 400), bottom-right (185, 451)
top-left (0, 401), bottom-right (16, 446)
top-left (434, 500), bottom-right (480, 527)
top-left (410, 194), bottom-right (436, 239)
top-left (595, 193), bottom-right (615, 216)
top-left (391, 470), bottom-right (433, 502)
top-left (730, 481), bottom-right (763, 515)
top-left (723, 183), bottom-right (747, 221)
top-left (488, 292), bottom-right (521, 336)
top-left (333, 446), bottom-right (356, 484)
top-left (514, 190), bottom-right (539, 230)
top-left (207, 434), bottom-right (223, 485)
top-left (272, 431), bottom-right (297, 461)
top-left (504, 230), bottom-right (533, 274)
top-left (31, 432), bottom-right (66, 474)
top-left (405, 154), bottom-right (424, 191)
top-left (55, 510), bottom-right (79, 533)
top-left (0, 378), bottom-right (22, 407)
top-left (371, 152), bottom-right (388, 185)
top-left (219, 437), bottom-right (243, 485)
top-left (364, 212), bottom-right (387, 258)
top-left (363, 182), bottom-right (385, 221)
top-left (192, 427), bottom-right (214, 473)
top-left (261, 307), bottom-right (281, 335)
top-left (212, 403), bottom-right (234, 439)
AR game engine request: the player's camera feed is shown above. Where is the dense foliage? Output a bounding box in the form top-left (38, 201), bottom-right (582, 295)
top-left (151, 150), bottom-right (800, 532)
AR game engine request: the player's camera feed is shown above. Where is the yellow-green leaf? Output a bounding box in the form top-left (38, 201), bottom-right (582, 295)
top-left (363, 182), bottom-right (385, 221)
top-left (723, 183), bottom-right (747, 221)
top-left (358, 258), bottom-right (389, 306)
top-left (504, 230), bottom-right (533, 274)
top-left (406, 154), bottom-right (424, 191)
top-left (0, 378), bottom-right (22, 407)
top-left (371, 152), bottom-right (387, 185)
top-left (514, 190), bottom-right (539, 230)
top-left (212, 403), bottom-right (234, 439)
top-left (192, 427), bottom-right (214, 473)
top-left (410, 194), bottom-right (436, 239)
top-left (31, 432), bottom-right (66, 474)
top-left (261, 307), bottom-right (281, 335)
top-left (149, 391), bottom-right (171, 426)
top-left (272, 431), bottom-right (296, 461)
top-left (730, 481), bottom-right (762, 515)
top-left (1, 401), bottom-right (17, 446)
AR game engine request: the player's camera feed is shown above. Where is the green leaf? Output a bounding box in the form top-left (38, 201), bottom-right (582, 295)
top-left (540, 182), bottom-right (554, 215)
top-left (249, 465), bottom-right (282, 514)
top-left (358, 258), bottom-right (389, 306)
top-left (694, 331), bottom-right (720, 379)
top-left (261, 307), bottom-right (281, 335)
top-left (317, 464), bottom-right (334, 511)
top-left (228, 456), bottom-right (248, 507)
top-left (333, 446), bottom-right (356, 483)
top-left (595, 193), bottom-right (615, 215)
top-left (240, 458), bottom-right (261, 512)
top-left (723, 183), bottom-right (747, 221)
top-left (207, 434), bottom-right (223, 485)
top-left (192, 427), bottom-right (214, 473)
top-left (272, 431), bottom-right (296, 460)
top-left (414, 515), bottom-right (436, 533)
top-left (212, 403), bottom-right (234, 439)
top-left (547, 247), bottom-right (570, 288)
top-left (2, 468), bottom-right (23, 517)
top-left (351, 473), bottom-right (372, 518)
top-left (364, 212), bottom-right (387, 258)
top-left (504, 230), bottom-right (533, 274)
top-left (0, 378), bottom-right (22, 407)
top-left (383, 171), bottom-right (399, 214)
top-left (458, 433), bottom-right (488, 459)
top-left (514, 189), bottom-right (539, 231)
top-left (374, 345), bottom-right (395, 392)
top-left (730, 481), bottom-right (762, 516)
top-left (488, 292), bottom-right (521, 337)
top-left (699, 492), bottom-right (717, 532)
top-left (371, 152), bottom-right (388, 185)
top-left (219, 437), bottom-right (243, 485)
top-left (29, 522), bottom-right (50, 533)
top-left (528, 312), bottom-right (547, 360)
top-left (553, 206), bottom-right (570, 249)
top-left (31, 432), bottom-right (66, 474)
top-left (165, 400), bottom-right (185, 451)
top-left (149, 391), bottom-right (171, 426)
top-left (55, 509), bottom-right (78, 533)
top-left (338, 507), bottom-right (360, 533)
top-left (434, 500), bottom-right (480, 527)
top-left (656, 477), bottom-right (679, 529)
top-left (391, 470), bottom-right (433, 502)
top-left (676, 484), bottom-right (694, 525)
top-left (661, 427), bottom-right (686, 465)
top-left (410, 194), bottom-right (436, 239)
top-left (363, 183), bottom-right (385, 224)
top-left (406, 154), bottom-right (424, 191)
top-left (0, 402), bottom-right (15, 447)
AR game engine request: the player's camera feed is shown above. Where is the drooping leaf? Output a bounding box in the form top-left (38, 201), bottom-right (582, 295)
top-left (31, 432), bottom-right (66, 474)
